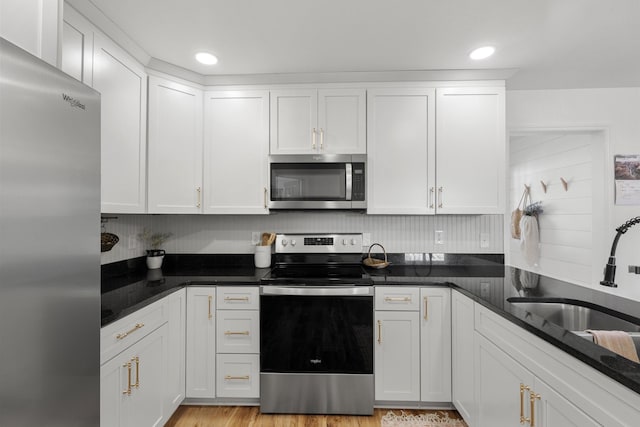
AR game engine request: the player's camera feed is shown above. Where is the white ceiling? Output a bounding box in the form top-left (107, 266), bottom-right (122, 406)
top-left (71, 0), bottom-right (640, 89)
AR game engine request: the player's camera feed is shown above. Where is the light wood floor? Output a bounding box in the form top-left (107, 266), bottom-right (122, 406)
top-left (165, 406), bottom-right (463, 427)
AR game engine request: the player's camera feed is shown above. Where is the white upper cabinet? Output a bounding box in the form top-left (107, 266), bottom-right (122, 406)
top-left (204, 90), bottom-right (270, 214)
top-left (270, 88), bottom-right (366, 154)
top-left (367, 85), bottom-right (505, 215)
top-left (0, 0), bottom-right (60, 66)
top-left (148, 76), bottom-right (204, 213)
top-left (367, 88), bottom-right (436, 214)
top-left (92, 33), bottom-right (147, 213)
top-left (435, 87), bottom-right (505, 214)
top-left (61, 5), bottom-right (93, 84)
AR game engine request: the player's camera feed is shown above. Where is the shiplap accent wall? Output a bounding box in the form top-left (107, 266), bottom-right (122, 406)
top-left (508, 131), bottom-right (606, 286)
top-left (101, 213), bottom-right (504, 264)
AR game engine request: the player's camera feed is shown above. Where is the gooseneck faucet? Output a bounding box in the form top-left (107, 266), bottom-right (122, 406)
top-left (600, 216), bottom-right (640, 287)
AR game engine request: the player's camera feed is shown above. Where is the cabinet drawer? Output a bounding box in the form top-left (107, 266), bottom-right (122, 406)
top-left (375, 287), bottom-right (420, 311)
top-left (216, 310), bottom-right (260, 353)
top-left (216, 354), bottom-right (260, 398)
top-left (217, 286), bottom-right (259, 310)
top-left (101, 297), bottom-right (169, 365)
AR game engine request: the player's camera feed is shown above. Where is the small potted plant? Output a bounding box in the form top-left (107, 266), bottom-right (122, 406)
top-left (138, 228), bottom-right (172, 269)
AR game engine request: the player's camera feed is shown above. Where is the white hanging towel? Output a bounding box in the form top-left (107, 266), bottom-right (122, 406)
top-left (519, 215), bottom-right (540, 266)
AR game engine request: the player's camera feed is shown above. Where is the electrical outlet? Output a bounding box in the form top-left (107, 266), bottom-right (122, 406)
top-left (251, 232), bottom-right (260, 245)
top-left (435, 230), bottom-right (444, 245)
top-left (480, 233), bottom-right (490, 248)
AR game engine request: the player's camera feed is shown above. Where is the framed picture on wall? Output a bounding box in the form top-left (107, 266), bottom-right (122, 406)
top-left (614, 155), bottom-right (640, 205)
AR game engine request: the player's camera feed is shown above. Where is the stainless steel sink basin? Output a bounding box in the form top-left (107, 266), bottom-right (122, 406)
top-left (506, 297), bottom-right (640, 333)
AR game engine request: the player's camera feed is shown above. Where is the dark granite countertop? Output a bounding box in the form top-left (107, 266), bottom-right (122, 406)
top-left (101, 253), bottom-right (640, 395)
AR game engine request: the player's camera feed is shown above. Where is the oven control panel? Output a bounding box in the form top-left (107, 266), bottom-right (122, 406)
top-left (275, 233), bottom-right (363, 253)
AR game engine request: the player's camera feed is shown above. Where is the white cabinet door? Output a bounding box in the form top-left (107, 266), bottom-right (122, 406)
top-left (420, 288), bottom-right (451, 402)
top-left (216, 354), bottom-right (260, 398)
top-left (533, 379), bottom-right (600, 427)
top-left (186, 287), bottom-right (216, 398)
top-left (367, 88), bottom-right (436, 214)
top-left (93, 33), bottom-right (147, 213)
top-left (270, 89), bottom-right (318, 154)
top-left (0, 0), bottom-right (59, 66)
top-left (61, 5), bottom-right (93, 84)
top-left (148, 77), bottom-right (203, 213)
top-left (204, 90), bottom-right (269, 214)
top-left (451, 290), bottom-right (475, 425)
top-left (100, 324), bottom-right (167, 427)
top-left (435, 87), bottom-right (505, 214)
top-left (475, 333), bottom-right (535, 427)
top-left (317, 89), bottom-right (366, 154)
top-left (374, 310), bottom-right (420, 401)
top-left (165, 289), bottom-right (186, 416)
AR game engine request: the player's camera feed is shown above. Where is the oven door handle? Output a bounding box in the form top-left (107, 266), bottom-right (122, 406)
top-left (260, 286), bottom-right (374, 296)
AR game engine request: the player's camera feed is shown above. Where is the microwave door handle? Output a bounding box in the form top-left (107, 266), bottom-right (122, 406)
top-left (345, 163), bottom-right (353, 201)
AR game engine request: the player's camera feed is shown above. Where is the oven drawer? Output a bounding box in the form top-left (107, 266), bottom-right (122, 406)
top-left (217, 310), bottom-right (260, 353)
top-left (217, 354), bottom-right (260, 398)
top-left (217, 286), bottom-right (259, 310)
top-left (375, 287), bottom-right (420, 311)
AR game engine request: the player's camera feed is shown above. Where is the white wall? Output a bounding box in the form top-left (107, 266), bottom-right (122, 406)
top-left (101, 213), bottom-right (504, 265)
top-left (507, 87), bottom-right (640, 301)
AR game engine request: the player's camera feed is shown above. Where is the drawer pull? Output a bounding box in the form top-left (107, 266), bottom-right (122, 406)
top-left (224, 375), bottom-right (250, 381)
top-left (520, 383), bottom-right (530, 424)
top-left (116, 323), bottom-right (144, 340)
top-left (530, 391), bottom-right (541, 427)
top-left (377, 320), bottom-right (382, 344)
top-left (423, 296), bottom-right (429, 320)
top-left (208, 295), bottom-right (213, 319)
top-left (384, 296), bottom-right (411, 302)
top-left (225, 331), bottom-right (250, 336)
top-left (224, 296), bottom-right (250, 302)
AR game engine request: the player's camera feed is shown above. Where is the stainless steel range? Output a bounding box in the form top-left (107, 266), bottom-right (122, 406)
top-left (259, 233), bottom-right (374, 415)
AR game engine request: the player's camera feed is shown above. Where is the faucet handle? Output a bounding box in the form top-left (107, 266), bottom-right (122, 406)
top-left (629, 265), bottom-right (640, 274)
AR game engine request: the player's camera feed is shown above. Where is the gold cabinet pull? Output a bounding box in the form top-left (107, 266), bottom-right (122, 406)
top-left (520, 384), bottom-right (531, 424)
top-left (208, 295), bottom-right (213, 319)
top-left (263, 187), bottom-right (268, 209)
top-left (196, 186), bottom-right (201, 208)
top-left (438, 186), bottom-right (443, 208)
top-left (224, 296), bottom-right (250, 302)
top-left (377, 320), bottom-right (382, 344)
top-left (122, 362), bottom-right (132, 395)
top-left (320, 128), bottom-right (324, 150)
top-left (116, 323), bottom-right (144, 340)
top-left (312, 128), bottom-right (317, 149)
top-left (132, 356), bottom-right (140, 389)
top-left (224, 375), bottom-right (250, 380)
top-left (224, 330), bottom-right (250, 336)
top-left (530, 392), bottom-right (541, 427)
top-left (429, 187), bottom-right (435, 209)
top-left (423, 296), bottom-right (429, 321)
top-left (384, 296), bottom-right (411, 302)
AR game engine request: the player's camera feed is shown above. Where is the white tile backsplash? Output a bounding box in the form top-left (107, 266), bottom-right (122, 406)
top-left (101, 213), bottom-right (504, 264)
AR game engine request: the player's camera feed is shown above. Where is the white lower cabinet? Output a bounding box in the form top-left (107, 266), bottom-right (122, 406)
top-left (451, 291), bottom-right (476, 424)
top-left (185, 287), bottom-right (216, 398)
top-left (215, 286), bottom-right (260, 399)
top-left (216, 354), bottom-right (260, 398)
top-left (374, 287), bottom-right (421, 401)
top-left (420, 288), bottom-right (451, 402)
top-left (165, 289), bottom-right (186, 415)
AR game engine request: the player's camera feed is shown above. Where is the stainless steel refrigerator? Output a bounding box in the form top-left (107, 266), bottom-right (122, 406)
top-left (0, 38), bottom-right (100, 426)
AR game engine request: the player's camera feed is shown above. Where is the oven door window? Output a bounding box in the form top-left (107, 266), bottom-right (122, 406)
top-left (271, 163), bottom-right (346, 201)
top-left (260, 295), bottom-right (373, 374)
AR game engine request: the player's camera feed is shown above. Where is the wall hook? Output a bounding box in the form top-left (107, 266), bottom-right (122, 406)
top-left (540, 181), bottom-right (547, 194)
top-left (560, 177), bottom-right (569, 191)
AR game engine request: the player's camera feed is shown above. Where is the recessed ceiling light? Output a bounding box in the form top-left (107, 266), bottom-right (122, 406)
top-left (195, 52), bottom-right (218, 65)
top-left (469, 46), bottom-right (495, 60)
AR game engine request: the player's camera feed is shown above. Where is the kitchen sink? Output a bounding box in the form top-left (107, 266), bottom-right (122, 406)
top-left (506, 297), bottom-right (640, 333)
top-left (507, 297), bottom-right (640, 360)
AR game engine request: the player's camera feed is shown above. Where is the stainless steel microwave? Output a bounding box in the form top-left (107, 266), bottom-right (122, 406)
top-left (269, 154), bottom-right (366, 210)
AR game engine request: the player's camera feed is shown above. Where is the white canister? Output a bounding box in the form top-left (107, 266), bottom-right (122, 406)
top-left (254, 245), bottom-right (272, 268)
